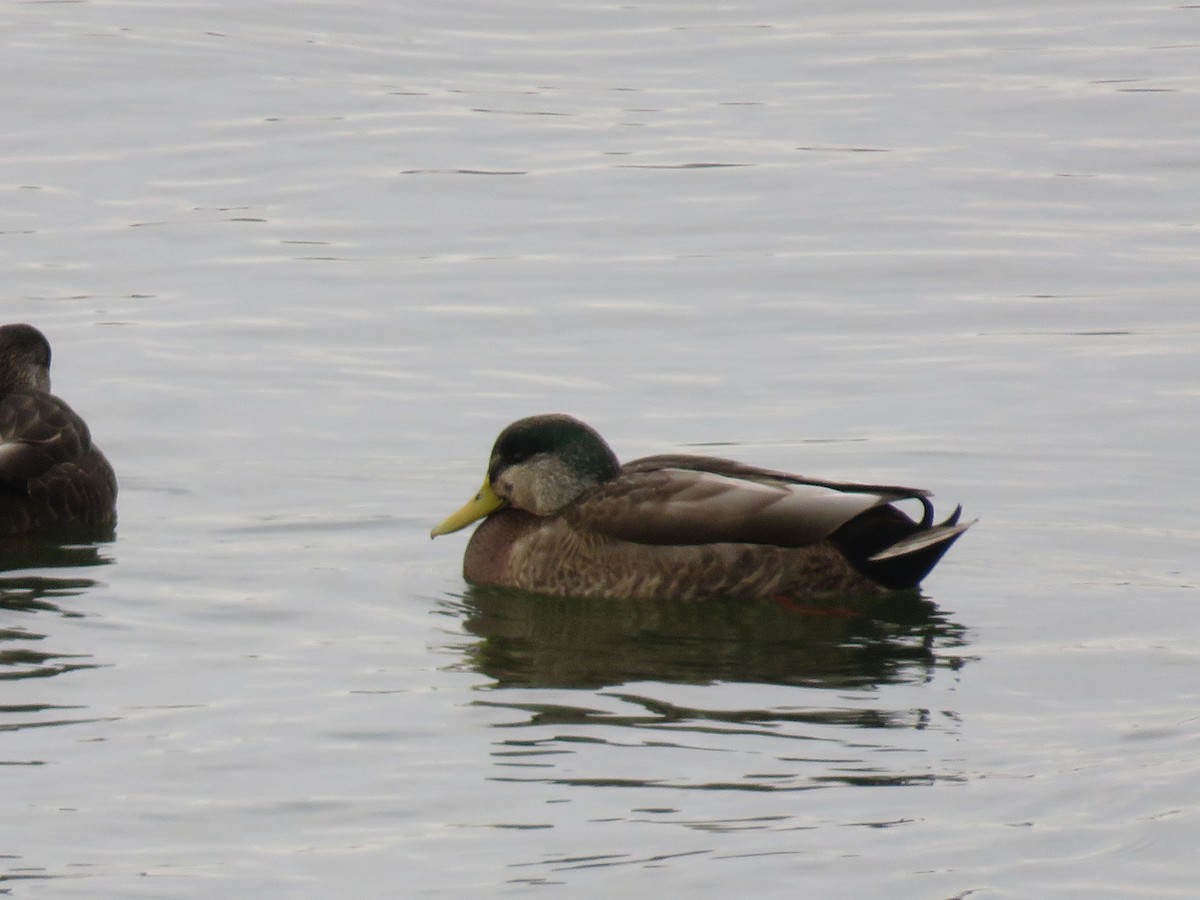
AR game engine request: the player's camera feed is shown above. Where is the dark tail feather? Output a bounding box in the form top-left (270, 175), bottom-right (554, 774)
top-left (830, 503), bottom-right (973, 591)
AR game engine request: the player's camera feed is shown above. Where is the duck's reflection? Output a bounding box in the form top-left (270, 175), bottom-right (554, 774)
top-left (0, 525), bottom-right (115, 576)
top-left (0, 533), bottom-right (113, 683)
top-left (450, 585), bottom-right (967, 691)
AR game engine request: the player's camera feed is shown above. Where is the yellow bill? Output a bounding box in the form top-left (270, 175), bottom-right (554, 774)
top-left (430, 478), bottom-right (505, 537)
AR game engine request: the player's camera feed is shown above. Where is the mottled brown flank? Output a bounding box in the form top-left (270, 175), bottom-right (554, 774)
top-left (466, 510), bottom-right (885, 602)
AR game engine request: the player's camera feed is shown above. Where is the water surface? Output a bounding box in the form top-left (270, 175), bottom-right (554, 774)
top-left (2, 1), bottom-right (1198, 897)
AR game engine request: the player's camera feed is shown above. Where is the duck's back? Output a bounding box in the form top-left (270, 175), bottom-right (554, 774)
top-left (0, 391), bottom-right (117, 537)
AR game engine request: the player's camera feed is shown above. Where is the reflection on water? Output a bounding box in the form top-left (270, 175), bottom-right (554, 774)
top-left (0, 538), bottom-right (112, 752)
top-left (446, 592), bottom-right (969, 801)
top-left (480, 690), bottom-right (935, 735)
top-left (0, 528), bottom-right (115, 577)
top-left (479, 687), bottom-right (963, 792)
top-left (450, 586), bottom-right (967, 691)
top-left (447, 588), bottom-right (971, 798)
top-left (0, 566), bottom-right (105, 681)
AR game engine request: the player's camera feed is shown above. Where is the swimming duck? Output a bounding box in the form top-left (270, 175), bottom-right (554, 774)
top-left (0, 323), bottom-right (117, 537)
top-left (432, 414), bottom-right (971, 601)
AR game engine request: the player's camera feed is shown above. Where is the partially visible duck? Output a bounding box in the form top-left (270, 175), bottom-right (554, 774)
top-left (432, 414), bottom-right (971, 602)
top-left (0, 324), bottom-right (117, 537)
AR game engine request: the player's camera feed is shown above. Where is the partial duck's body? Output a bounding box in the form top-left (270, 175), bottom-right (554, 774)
top-left (0, 324), bottom-right (117, 537)
top-left (432, 414), bottom-right (971, 602)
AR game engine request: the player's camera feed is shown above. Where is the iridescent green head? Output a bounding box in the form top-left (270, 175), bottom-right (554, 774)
top-left (431, 414), bottom-right (620, 536)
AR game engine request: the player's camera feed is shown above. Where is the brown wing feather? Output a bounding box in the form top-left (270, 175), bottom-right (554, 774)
top-left (0, 393), bottom-right (91, 484)
top-left (565, 455), bottom-right (918, 549)
top-left (623, 454), bottom-right (932, 499)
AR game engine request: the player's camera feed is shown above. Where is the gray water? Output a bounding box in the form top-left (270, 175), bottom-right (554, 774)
top-left (2, 1), bottom-right (1198, 896)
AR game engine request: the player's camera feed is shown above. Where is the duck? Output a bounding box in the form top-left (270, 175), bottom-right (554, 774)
top-left (0, 323), bottom-right (117, 537)
top-left (431, 413), bottom-right (971, 602)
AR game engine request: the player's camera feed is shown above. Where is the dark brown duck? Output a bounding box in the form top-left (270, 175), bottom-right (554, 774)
top-left (0, 323), bottom-right (117, 537)
top-left (432, 414), bottom-right (972, 602)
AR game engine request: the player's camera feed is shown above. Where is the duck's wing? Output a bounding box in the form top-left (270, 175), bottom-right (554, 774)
top-left (624, 455), bottom-right (934, 500)
top-left (570, 454), bottom-right (929, 548)
top-left (0, 393), bottom-right (90, 486)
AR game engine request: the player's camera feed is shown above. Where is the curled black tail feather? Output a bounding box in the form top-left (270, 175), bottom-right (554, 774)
top-left (829, 503), bottom-right (970, 590)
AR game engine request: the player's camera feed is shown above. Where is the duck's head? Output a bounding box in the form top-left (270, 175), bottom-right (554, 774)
top-left (431, 414), bottom-right (620, 537)
top-left (0, 323), bottom-right (52, 395)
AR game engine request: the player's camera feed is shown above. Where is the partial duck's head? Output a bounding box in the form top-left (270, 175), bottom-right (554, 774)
top-left (0, 323), bottom-right (52, 395)
top-left (431, 414), bottom-right (620, 537)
